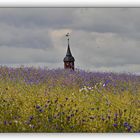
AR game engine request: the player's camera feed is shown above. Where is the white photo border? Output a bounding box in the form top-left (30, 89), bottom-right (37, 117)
top-left (0, 0), bottom-right (139, 140)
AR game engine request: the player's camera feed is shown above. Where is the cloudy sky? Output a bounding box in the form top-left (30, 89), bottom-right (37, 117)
top-left (0, 8), bottom-right (140, 73)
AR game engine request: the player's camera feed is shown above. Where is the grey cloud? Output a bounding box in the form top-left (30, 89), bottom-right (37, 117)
top-left (0, 23), bottom-right (52, 49)
top-left (71, 8), bottom-right (140, 40)
top-left (71, 30), bottom-right (140, 70)
top-left (0, 46), bottom-right (61, 64)
top-left (0, 8), bottom-right (140, 73)
top-left (0, 8), bottom-right (74, 28)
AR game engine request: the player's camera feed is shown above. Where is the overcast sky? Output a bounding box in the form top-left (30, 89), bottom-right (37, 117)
top-left (0, 8), bottom-right (140, 73)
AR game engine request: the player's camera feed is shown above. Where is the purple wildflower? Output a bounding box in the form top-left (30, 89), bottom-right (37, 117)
top-left (123, 122), bottom-right (129, 127)
top-left (127, 126), bottom-right (132, 132)
top-left (108, 116), bottom-right (111, 119)
top-left (29, 116), bottom-right (34, 121)
top-left (36, 105), bottom-right (41, 109)
top-left (103, 80), bottom-right (111, 87)
top-left (102, 118), bottom-right (105, 121)
top-left (113, 124), bottom-right (118, 127)
top-left (114, 113), bottom-right (118, 117)
top-left (39, 109), bottom-right (43, 113)
top-left (4, 121), bottom-right (7, 125)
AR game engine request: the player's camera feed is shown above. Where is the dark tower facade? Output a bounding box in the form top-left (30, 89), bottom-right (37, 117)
top-left (63, 33), bottom-right (75, 70)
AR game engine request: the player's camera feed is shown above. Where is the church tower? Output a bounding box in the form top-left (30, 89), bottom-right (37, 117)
top-left (63, 33), bottom-right (75, 70)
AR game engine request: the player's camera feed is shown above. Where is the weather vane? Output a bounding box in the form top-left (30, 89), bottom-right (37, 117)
top-left (66, 33), bottom-right (70, 40)
top-left (66, 33), bottom-right (70, 45)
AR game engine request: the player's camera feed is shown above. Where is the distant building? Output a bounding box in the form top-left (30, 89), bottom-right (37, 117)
top-left (63, 33), bottom-right (75, 70)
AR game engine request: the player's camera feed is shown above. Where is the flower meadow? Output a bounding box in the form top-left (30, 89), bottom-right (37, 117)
top-left (0, 66), bottom-right (139, 133)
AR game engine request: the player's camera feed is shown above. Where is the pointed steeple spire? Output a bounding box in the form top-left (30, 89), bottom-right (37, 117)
top-left (66, 38), bottom-right (72, 56)
top-left (63, 33), bottom-right (75, 62)
top-left (63, 33), bottom-right (75, 70)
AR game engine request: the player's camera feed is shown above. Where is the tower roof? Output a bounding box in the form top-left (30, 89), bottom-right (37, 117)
top-left (63, 39), bottom-right (75, 62)
top-left (66, 44), bottom-right (72, 56)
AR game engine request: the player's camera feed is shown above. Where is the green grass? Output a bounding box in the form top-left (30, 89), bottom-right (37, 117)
top-left (0, 78), bottom-right (139, 132)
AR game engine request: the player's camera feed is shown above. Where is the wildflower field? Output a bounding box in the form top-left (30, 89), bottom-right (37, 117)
top-left (0, 66), bottom-right (140, 133)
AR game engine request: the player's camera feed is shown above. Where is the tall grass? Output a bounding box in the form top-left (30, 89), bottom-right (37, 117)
top-left (0, 66), bottom-right (139, 132)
